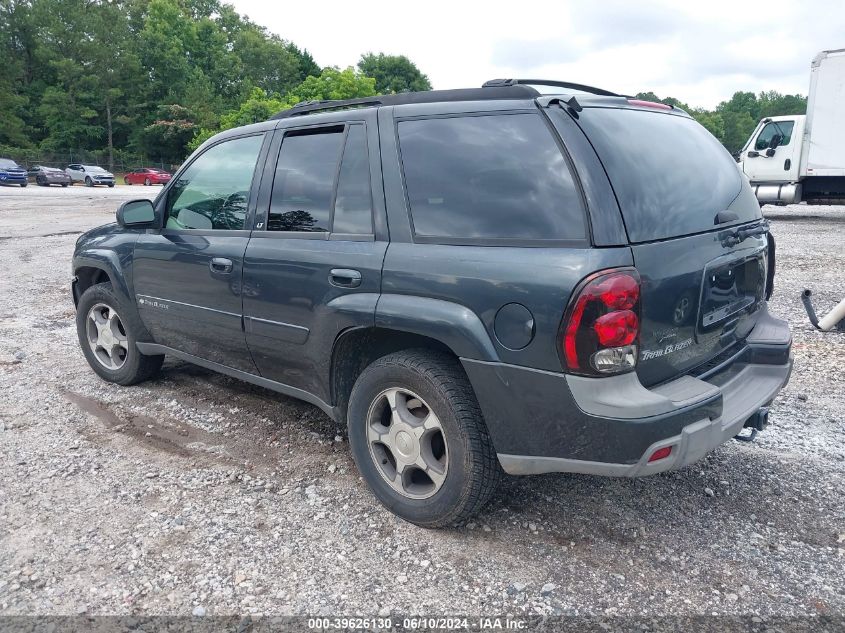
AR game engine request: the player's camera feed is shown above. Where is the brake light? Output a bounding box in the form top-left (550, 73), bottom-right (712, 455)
top-left (626, 99), bottom-right (672, 110)
top-left (562, 269), bottom-right (641, 376)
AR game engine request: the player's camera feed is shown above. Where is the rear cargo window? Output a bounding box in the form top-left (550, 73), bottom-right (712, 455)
top-left (577, 108), bottom-right (758, 243)
top-left (397, 113), bottom-right (586, 243)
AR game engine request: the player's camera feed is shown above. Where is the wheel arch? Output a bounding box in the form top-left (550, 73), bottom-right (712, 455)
top-left (330, 327), bottom-right (457, 420)
top-left (72, 252), bottom-right (131, 307)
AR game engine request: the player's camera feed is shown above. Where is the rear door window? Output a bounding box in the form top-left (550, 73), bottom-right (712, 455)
top-left (332, 125), bottom-right (373, 234)
top-left (269, 128), bottom-right (345, 232)
top-left (574, 107), bottom-right (758, 243)
top-left (397, 113), bottom-right (586, 243)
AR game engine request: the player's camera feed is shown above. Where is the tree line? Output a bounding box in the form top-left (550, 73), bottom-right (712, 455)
top-left (635, 90), bottom-right (807, 154)
top-left (1, 0), bottom-right (806, 167)
top-left (0, 0), bottom-right (430, 167)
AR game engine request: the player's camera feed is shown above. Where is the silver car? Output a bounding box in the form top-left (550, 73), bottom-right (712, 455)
top-left (65, 164), bottom-right (116, 187)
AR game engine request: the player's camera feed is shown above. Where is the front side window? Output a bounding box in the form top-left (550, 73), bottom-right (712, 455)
top-left (166, 134), bottom-right (263, 230)
top-left (755, 120), bottom-right (794, 150)
top-left (397, 113), bottom-right (586, 242)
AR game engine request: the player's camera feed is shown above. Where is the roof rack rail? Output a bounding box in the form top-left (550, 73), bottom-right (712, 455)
top-left (271, 96), bottom-right (384, 120)
top-left (482, 79), bottom-right (622, 98)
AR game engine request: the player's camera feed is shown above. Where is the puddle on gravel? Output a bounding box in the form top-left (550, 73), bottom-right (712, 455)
top-left (59, 389), bottom-right (314, 476)
top-left (63, 390), bottom-right (223, 460)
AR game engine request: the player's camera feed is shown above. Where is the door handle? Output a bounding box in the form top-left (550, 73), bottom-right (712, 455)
top-left (329, 268), bottom-right (362, 288)
top-left (210, 257), bottom-right (234, 274)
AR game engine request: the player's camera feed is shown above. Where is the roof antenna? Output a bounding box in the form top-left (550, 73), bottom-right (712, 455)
top-left (565, 96), bottom-right (583, 113)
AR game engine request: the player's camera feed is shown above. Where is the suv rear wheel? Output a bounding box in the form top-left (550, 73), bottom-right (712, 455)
top-left (347, 350), bottom-right (501, 527)
top-left (75, 282), bottom-right (164, 385)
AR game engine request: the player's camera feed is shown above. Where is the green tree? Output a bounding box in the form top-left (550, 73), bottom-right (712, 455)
top-left (690, 109), bottom-right (725, 141)
top-left (358, 53), bottom-right (432, 94)
top-left (37, 59), bottom-right (104, 150)
top-left (720, 110), bottom-right (757, 154)
top-left (188, 68), bottom-right (378, 152)
top-left (285, 66), bottom-right (377, 105)
top-left (188, 87), bottom-right (286, 151)
top-left (138, 105), bottom-right (199, 163)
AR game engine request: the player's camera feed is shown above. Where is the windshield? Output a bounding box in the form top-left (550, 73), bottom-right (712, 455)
top-left (0, 159), bottom-right (20, 169)
top-left (575, 107), bottom-right (760, 243)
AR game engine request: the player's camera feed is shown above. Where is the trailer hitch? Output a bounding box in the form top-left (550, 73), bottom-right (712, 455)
top-left (734, 407), bottom-right (769, 442)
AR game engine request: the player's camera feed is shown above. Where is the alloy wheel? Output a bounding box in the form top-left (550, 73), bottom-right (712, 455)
top-left (85, 303), bottom-right (129, 370)
top-left (366, 387), bottom-right (448, 499)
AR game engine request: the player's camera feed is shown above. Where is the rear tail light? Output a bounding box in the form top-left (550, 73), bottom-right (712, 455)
top-left (561, 269), bottom-right (641, 376)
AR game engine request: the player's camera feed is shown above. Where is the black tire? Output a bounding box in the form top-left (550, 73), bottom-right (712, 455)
top-left (124, 177), bottom-right (131, 185)
top-left (20, 182), bottom-right (27, 187)
top-left (108, 183), bottom-right (114, 188)
top-left (75, 282), bottom-right (164, 385)
top-left (347, 349), bottom-right (502, 528)
top-left (36, 176), bottom-right (45, 186)
top-left (61, 182), bottom-right (68, 187)
top-left (144, 177), bottom-right (151, 186)
top-left (85, 177), bottom-right (93, 187)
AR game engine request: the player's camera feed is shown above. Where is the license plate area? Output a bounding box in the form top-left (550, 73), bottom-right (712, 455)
top-left (699, 252), bottom-right (765, 333)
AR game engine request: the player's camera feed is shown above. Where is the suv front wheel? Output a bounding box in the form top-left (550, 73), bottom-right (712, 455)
top-left (347, 350), bottom-right (501, 527)
top-left (75, 282), bottom-right (164, 385)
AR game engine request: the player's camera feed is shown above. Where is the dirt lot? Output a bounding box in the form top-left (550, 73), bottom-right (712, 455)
top-left (0, 184), bottom-right (843, 617)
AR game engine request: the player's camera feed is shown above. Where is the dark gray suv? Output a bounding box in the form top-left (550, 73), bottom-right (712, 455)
top-left (71, 81), bottom-right (792, 527)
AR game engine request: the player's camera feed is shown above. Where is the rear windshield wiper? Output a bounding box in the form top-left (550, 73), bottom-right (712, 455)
top-left (720, 220), bottom-right (769, 247)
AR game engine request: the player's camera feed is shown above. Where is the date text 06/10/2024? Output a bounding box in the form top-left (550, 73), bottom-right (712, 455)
top-left (307, 617), bottom-right (528, 630)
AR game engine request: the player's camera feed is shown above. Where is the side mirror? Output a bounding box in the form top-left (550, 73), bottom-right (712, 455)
top-left (765, 148), bottom-right (776, 158)
top-left (748, 150), bottom-right (760, 158)
top-left (117, 199), bottom-right (157, 228)
top-left (768, 134), bottom-right (782, 150)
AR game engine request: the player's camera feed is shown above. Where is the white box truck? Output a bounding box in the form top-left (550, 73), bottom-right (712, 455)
top-left (737, 48), bottom-right (845, 205)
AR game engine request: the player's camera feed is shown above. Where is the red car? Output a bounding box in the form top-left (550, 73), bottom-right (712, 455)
top-left (123, 168), bottom-right (172, 186)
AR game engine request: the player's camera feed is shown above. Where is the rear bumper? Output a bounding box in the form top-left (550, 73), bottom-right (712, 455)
top-left (462, 305), bottom-right (792, 477)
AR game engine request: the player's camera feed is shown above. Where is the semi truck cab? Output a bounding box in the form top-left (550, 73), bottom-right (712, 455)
top-left (738, 115), bottom-right (805, 204)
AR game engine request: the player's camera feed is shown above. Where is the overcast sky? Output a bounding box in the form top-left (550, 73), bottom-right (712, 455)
top-left (229, 0), bottom-right (843, 109)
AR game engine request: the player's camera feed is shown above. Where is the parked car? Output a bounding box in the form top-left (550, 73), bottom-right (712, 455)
top-left (124, 168), bottom-right (172, 186)
top-left (71, 81), bottom-right (792, 527)
top-left (28, 165), bottom-right (71, 187)
top-left (66, 164), bottom-right (115, 187)
top-left (0, 158), bottom-right (28, 187)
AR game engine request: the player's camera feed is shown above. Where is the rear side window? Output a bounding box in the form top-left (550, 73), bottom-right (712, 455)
top-left (576, 108), bottom-right (757, 243)
top-left (397, 113), bottom-right (586, 243)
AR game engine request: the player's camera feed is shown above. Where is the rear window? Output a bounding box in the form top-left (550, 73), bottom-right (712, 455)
top-left (397, 113), bottom-right (586, 243)
top-left (576, 108), bottom-right (757, 243)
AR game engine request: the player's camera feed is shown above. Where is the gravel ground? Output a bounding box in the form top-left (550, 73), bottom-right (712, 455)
top-left (0, 185), bottom-right (843, 617)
